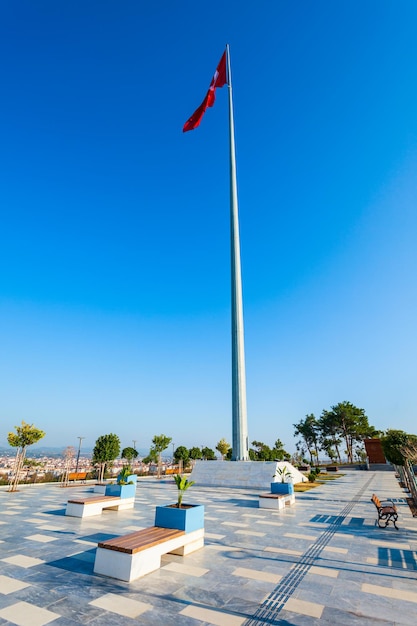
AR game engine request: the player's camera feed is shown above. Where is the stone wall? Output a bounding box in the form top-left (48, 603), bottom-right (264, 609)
top-left (189, 460), bottom-right (307, 490)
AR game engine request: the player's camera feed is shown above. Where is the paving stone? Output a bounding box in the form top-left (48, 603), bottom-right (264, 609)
top-left (0, 470), bottom-right (416, 624)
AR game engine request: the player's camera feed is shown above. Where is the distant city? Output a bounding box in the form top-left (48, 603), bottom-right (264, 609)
top-left (0, 446), bottom-right (175, 483)
top-left (0, 446), bottom-right (148, 459)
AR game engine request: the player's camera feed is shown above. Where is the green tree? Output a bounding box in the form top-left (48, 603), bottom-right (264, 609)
top-left (250, 441), bottom-right (273, 461)
top-left (7, 421), bottom-right (45, 492)
top-left (142, 448), bottom-right (158, 464)
top-left (381, 430), bottom-right (413, 466)
top-left (201, 446), bottom-right (216, 460)
top-left (294, 414), bottom-right (320, 464)
top-left (216, 438), bottom-right (230, 461)
top-left (149, 434), bottom-right (172, 478)
top-left (249, 439), bottom-right (289, 461)
top-left (174, 446), bottom-right (190, 467)
top-left (92, 433), bottom-right (121, 482)
top-left (121, 446), bottom-right (138, 472)
top-left (272, 438), bottom-right (289, 461)
top-left (318, 413), bottom-right (344, 463)
top-left (320, 402), bottom-right (375, 463)
top-left (189, 446), bottom-right (202, 460)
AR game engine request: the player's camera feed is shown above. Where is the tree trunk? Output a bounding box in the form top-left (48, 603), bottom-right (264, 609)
top-left (344, 434), bottom-right (352, 463)
top-left (10, 446), bottom-right (27, 492)
top-left (333, 439), bottom-right (342, 464)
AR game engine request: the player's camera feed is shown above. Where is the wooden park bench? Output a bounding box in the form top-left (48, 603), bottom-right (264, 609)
top-left (68, 472), bottom-right (87, 483)
top-left (94, 525), bottom-right (204, 581)
top-left (65, 495), bottom-right (135, 518)
top-left (371, 493), bottom-right (399, 529)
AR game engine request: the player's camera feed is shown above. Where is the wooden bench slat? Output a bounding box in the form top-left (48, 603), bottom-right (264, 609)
top-left (68, 496), bottom-right (121, 505)
top-left (259, 493), bottom-right (285, 499)
top-left (371, 493), bottom-right (398, 529)
top-left (98, 526), bottom-right (185, 554)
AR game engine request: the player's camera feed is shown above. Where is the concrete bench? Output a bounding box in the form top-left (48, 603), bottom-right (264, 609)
top-left (259, 492), bottom-right (295, 509)
top-left (65, 495), bottom-right (135, 518)
top-left (94, 525), bottom-right (204, 581)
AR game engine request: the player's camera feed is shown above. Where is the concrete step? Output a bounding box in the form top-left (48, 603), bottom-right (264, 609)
top-left (368, 463), bottom-right (393, 471)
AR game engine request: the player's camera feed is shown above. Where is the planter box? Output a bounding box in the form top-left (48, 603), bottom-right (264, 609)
top-left (93, 484), bottom-right (107, 494)
top-left (271, 482), bottom-right (294, 495)
top-left (117, 473), bottom-right (137, 485)
top-left (155, 504), bottom-right (204, 533)
top-left (105, 483), bottom-right (136, 499)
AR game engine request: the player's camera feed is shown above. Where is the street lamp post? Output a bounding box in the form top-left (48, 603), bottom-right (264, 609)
top-left (132, 440), bottom-right (137, 470)
top-left (75, 437), bottom-right (85, 474)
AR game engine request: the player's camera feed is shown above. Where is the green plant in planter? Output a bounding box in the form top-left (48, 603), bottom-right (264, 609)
top-left (118, 466), bottom-right (131, 482)
top-left (173, 474), bottom-right (195, 508)
top-left (273, 465), bottom-right (292, 483)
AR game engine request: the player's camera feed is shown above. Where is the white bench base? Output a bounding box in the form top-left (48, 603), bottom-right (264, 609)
top-left (259, 493), bottom-right (295, 509)
top-left (94, 528), bottom-right (204, 582)
top-left (66, 497), bottom-right (134, 518)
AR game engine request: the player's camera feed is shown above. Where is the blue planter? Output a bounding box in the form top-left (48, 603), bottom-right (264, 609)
top-left (105, 483), bottom-right (136, 499)
top-left (271, 482), bottom-right (294, 495)
top-left (155, 504), bottom-right (204, 533)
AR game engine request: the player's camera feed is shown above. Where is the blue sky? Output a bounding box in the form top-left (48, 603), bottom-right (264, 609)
top-left (1, 1), bottom-right (416, 455)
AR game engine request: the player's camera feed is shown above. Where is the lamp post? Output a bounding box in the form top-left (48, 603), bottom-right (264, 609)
top-left (75, 437), bottom-right (85, 474)
top-left (132, 440), bottom-right (137, 470)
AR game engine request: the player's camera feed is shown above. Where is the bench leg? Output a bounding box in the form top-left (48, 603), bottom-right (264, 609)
top-left (94, 547), bottom-right (162, 582)
top-left (259, 497), bottom-right (285, 510)
top-left (66, 503), bottom-right (104, 517)
top-left (378, 513), bottom-right (399, 530)
top-left (107, 498), bottom-right (135, 511)
top-left (169, 536), bottom-right (204, 556)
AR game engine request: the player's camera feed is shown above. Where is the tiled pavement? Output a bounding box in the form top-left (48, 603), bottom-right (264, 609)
top-left (0, 469), bottom-right (416, 625)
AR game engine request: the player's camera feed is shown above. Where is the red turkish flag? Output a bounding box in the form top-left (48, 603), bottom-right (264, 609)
top-left (183, 51), bottom-right (227, 132)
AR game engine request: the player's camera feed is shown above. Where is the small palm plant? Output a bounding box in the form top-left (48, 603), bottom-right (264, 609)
top-left (273, 465), bottom-right (292, 483)
top-left (173, 474), bottom-right (195, 508)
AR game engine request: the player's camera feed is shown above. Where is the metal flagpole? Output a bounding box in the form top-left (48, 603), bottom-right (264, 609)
top-left (226, 44), bottom-right (249, 461)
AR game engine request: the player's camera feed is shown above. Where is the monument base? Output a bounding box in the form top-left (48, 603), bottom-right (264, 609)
top-left (189, 461), bottom-right (306, 490)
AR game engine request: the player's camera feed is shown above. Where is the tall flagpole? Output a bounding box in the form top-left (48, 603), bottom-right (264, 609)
top-left (226, 44), bottom-right (249, 461)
